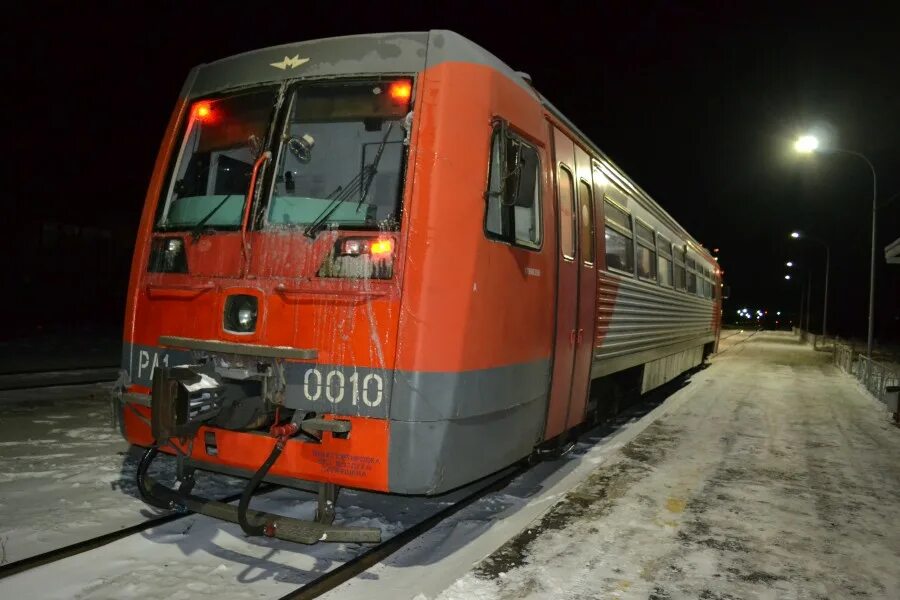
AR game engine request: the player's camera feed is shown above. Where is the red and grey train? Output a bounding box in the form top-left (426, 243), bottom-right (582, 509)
top-left (114, 30), bottom-right (723, 544)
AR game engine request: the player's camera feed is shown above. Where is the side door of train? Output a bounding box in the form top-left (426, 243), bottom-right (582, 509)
top-left (544, 125), bottom-right (599, 439)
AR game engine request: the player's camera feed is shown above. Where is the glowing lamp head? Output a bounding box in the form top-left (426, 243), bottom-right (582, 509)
top-left (794, 135), bottom-right (819, 154)
top-left (785, 274), bottom-right (792, 280)
top-left (370, 238), bottom-right (394, 257)
top-left (388, 80), bottom-right (412, 103)
top-left (786, 261), bottom-right (794, 267)
top-left (337, 237), bottom-right (394, 258)
top-left (790, 232), bottom-right (801, 239)
top-left (192, 101), bottom-right (213, 122)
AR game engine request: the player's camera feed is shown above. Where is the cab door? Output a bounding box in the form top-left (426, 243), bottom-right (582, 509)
top-left (545, 127), bottom-right (598, 439)
top-left (567, 144), bottom-right (597, 428)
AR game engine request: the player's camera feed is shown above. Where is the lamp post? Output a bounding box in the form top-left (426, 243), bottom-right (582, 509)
top-left (785, 263), bottom-right (813, 339)
top-left (790, 232), bottom-right (831, 344)
top-left (794, 135), bottom-right (877, 359)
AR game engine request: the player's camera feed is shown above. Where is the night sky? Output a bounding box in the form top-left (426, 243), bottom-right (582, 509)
top-left (9, 2), bottom-right (899, 342)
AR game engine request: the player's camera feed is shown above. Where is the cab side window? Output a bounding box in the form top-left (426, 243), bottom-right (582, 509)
top-left (485, 123), bottom-right (542, 249)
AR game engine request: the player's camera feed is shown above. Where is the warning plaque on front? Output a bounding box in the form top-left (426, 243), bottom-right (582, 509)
top-left (311, 449), bottom-right (380, 480)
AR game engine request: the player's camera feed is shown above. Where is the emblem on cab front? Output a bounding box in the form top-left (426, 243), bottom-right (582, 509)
top-left (270, 55), bottom-right (310, 70)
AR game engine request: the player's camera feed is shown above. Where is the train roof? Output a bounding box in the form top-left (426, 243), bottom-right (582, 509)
top-left (186, 30), bottom-right (714, 263)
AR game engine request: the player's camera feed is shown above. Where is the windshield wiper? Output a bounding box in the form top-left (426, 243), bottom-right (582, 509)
top-left (190, 194), bottom-right (233, 240)
top-left (303, 123), bottom-right (394, 239)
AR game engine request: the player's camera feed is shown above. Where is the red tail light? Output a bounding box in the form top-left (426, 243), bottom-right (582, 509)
top-left (191, 101), bottom-right (214, 122)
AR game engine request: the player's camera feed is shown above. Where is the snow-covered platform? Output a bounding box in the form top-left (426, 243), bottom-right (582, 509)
top-left (437, 331), bottom-right (900, 599)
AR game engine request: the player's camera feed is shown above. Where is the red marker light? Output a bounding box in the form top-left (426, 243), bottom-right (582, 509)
top-left (192, 101), bottom-right (213, 121)
top-left (370, 239), bottom-right (394, 256)
top-left (388, 80), bottom-right (412, 103)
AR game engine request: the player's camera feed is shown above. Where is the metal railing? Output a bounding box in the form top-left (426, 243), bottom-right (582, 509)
top-left (794, 328), bottom-right (836, 351)
top-left (834, 343), bottom-right (854, 374)
top-left (833, 341), bottom-right (900, 422)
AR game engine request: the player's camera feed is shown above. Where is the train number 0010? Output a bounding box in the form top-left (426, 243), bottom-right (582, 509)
top-left (302, 369), bottom-right (384, 407)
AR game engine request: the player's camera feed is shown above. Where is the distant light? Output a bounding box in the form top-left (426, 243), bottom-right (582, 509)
top-left (794, 135), bottom-right (819, 154)
top-left (785, 274), bottom-right (791, 280)
top-left (790, 232), bottom-right (801, 239)
top-left (786, 261), bottom-right (794, 267)
top-left (713, 248), bottom-right (720, 253)
top-left (777, 311), bottom-right (781, 316)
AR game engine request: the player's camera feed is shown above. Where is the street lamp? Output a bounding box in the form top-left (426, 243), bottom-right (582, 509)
top-left (783, 264), bottom-right (812, 335)
top-left (794, 135), bottom-right (820, 153)
top-left (793, 134), bottom-right (877, 359)
top-left (786, 261), bottom-right (794, 267)
top-left (790, 232), bottom-right (831, 344)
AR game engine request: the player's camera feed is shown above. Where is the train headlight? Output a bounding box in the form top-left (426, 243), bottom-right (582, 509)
top-left (224, 295), bottom-right (258, 334)
top-left (318, 236), bottom-right (395, 280)
top-left (148, 237), bottom-right (188, 273)
top-left (237, 308), bottom-right (254, 328)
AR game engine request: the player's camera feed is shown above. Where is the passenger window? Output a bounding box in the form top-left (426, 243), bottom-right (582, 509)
top-left (604, 199), bottom-right (633, 274)
top-left (674, 246), bottom-right (686, 291)
top-left (686, 257), bottom-right (698, 295)
top-left (657, 235), bottom-right (673, 287)
top-left (484, 123), bottom-right (541, 248)
top-left (558, 166), bottom-right (576, 259)
top-left (635, 221), bottom-right (656, 281)
top-left (578, 180), bottom-right (594, 264)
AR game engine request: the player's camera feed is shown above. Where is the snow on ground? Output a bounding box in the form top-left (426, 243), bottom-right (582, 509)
top-left (4, 331), bottom-right (897, 600)
top-left (0, 386), bottom-right (243, 564)
top-left (0, 340), bottom-right (692, 598)
top-left (434, 332), bottom-right (900, 600)
top-left (0, 461), bottom-right (516, 598)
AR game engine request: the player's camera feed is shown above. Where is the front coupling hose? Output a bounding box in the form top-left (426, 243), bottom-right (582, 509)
top-left (137, 445), bottom-right (180, 511)
top-left (237, 422), bottom-right (299, 537)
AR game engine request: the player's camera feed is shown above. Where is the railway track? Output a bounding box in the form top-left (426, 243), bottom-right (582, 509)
top-left (278, 463), bottom-right (529, 600)
top-left (0, 483), bottom-right (278, 580)
top-left (0, 463), bottom-right (526, 598)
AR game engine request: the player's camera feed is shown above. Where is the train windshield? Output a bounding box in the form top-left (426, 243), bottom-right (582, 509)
top-left (156, 88), bottom-right (277, 232)
top-left (264, 80), bottom-right (410, 232)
